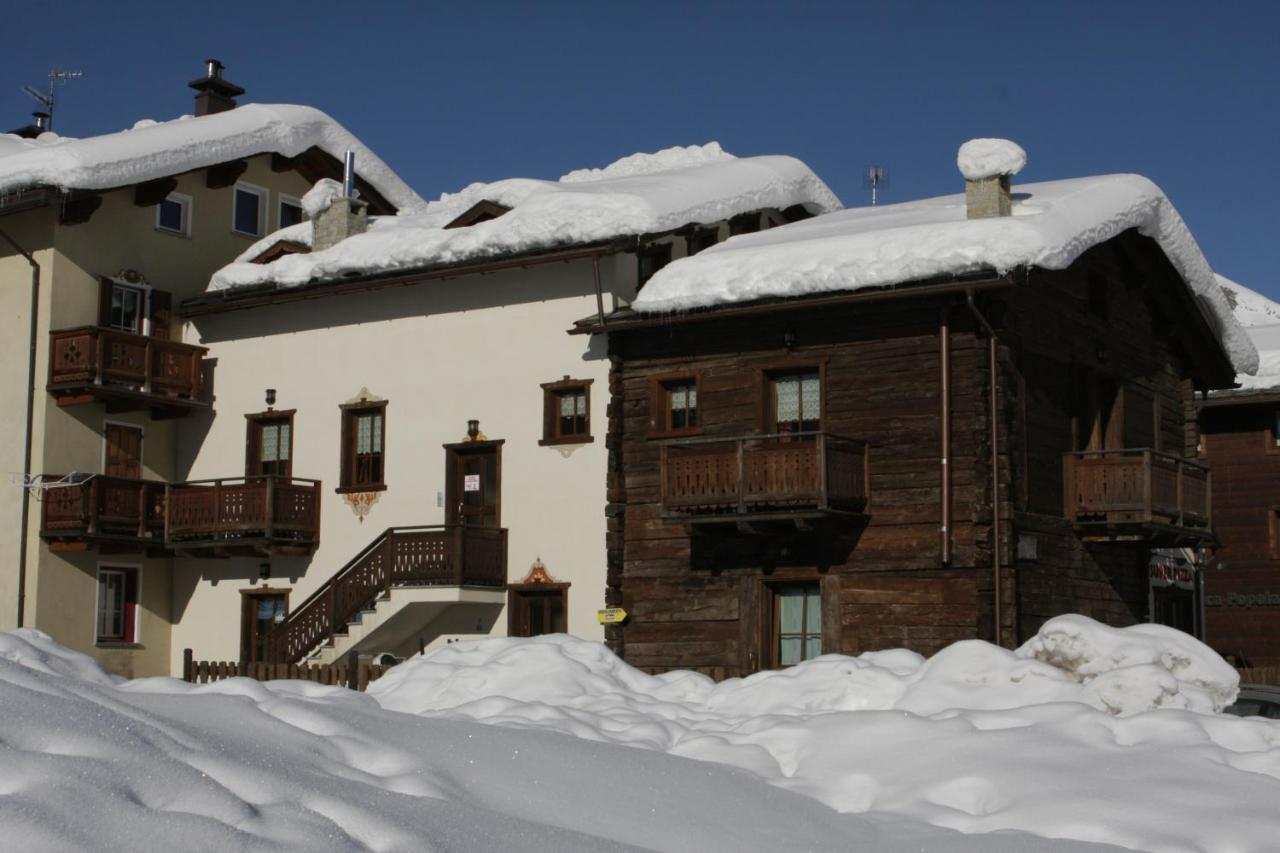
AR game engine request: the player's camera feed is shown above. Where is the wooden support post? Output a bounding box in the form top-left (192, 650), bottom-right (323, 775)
top-left (345, 649), bottom-right (360, 691)
top-left (182, 648), bottom-right (193, 682)
top-left (736, 438), bottom-right (746, 515)
top-left (1142, 451), bottom-right (1153, 524)
top-left (264, 476), bottom-right (275, 540)
top-left (817, 433), bottom-right (829, 511)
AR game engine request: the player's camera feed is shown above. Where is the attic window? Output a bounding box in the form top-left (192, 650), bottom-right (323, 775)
top-left (444, 200), bottom-right (512, 230)
top-left (637, 243), bottom-right (673, 288)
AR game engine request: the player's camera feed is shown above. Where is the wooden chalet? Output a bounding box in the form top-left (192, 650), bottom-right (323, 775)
top-left (577, 152), bottom-right (1239, 677)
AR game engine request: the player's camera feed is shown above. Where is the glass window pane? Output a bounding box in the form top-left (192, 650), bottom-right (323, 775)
top-left (775, 377), bottom-right (799, 423)
top-left (261, 424), bottom-right (279, 462)
top-left (801, 374), bottom-right (820, 421)
top-left (779, 637), bottom-right (802, 666)
top-left (158, 198), bottom-right (184, 232)
top-left (278, 423), bottom-right (290, 460)
top-left (372, 414), bottom-right (382, 452)
top-left (280, 201), bottom-right (303, 228)
top-left (357, 415), bottom-right (372, 453)
top-left (806, 588), bottom-right (822, 637)
top-left (805, 636), bottom-right (822, 661)
top-left (778, 588), bottom-right (803, 633)
top-left (560, 394), bottom-right (575, 417)
top-left (234, 188), bottom-right (260, 234)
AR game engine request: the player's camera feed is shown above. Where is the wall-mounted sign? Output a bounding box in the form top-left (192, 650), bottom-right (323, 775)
top-left (1149, 561), bottom-right (1196, 586)
top-left (597, 607), bottom-right (628, 625)
top-left (1206, 591), bottom-right (1280, 608)
top-left (463, 474), bottom-right (480, 492)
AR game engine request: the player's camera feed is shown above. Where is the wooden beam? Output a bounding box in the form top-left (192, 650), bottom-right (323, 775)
top-left (59, 190), bottom-right (102, 225)
top-left (271, 153), bottom-right (295, 173)
top-left (206, 160), bottom-right (248, 189)
top-left (134, 177), bottom-right (178, 207)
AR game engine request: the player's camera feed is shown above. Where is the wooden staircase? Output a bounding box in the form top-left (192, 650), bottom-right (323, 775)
top-left (263, 525), bottom-right (507, 665)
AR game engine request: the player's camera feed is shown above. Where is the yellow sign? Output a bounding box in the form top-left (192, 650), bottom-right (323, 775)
top-left (597, 607), bottom-right (629, 625)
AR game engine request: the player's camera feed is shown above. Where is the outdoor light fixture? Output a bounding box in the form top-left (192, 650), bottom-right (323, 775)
top-left (783, 331), bottom-right (797, 350)
top-left (467, 419), bottom-right (480, 440)
top-left (258, 562), bottom-right (270, 581)
top-left (265, 388), bottom-right (277, 407)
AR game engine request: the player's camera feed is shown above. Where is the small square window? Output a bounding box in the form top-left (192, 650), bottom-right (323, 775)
top-left (651, 376), bottom-right (702, 436)
top-left (97, 566), bottom-right (139, 644)
top-left (279, 195), bottom-right (304, 229)
top-left (156, 193), bottom-right (191, 235)
top-left (233, 183), bottom-right (268, 237)
top-left (541, 378), bottom-right (593, 446)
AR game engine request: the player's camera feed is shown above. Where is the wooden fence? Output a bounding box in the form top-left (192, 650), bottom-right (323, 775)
top-left (182, 648), bottom-right (389, 692)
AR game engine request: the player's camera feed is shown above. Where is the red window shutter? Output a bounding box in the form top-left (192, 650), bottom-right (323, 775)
top-left (149, 289), bottom-right (172, 340)
top-left (97, 278), bottom-right (114, 327)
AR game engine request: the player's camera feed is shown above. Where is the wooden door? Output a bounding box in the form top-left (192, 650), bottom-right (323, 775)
top-left (104, 423), bottom-right (143, 479)
top-left (240, 592), bottom-right (288, 663)
top-left (509, 587), bottom-right (567, 637)
top-left (1074, 375), bottom-right (1123, 452)
top-left (445, 442), bottom-right (501, 528)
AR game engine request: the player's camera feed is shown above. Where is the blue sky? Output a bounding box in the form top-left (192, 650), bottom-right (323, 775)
top-left (4, 1), bottom-right (1278, 296)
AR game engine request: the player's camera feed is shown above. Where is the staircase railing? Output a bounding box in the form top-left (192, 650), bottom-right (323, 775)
top-left (262, 524), bottom-right (507, 665)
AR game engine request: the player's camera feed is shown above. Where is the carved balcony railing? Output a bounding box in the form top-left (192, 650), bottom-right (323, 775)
top-left (165, 476), bottom-right (321, 555)
top-left (262, 525), bottom-right (508, 665)
top-left (39, 475), bottom-right (165, 548)
top-left (661, 432), bottom-right (870, 525)
top-left (47, 326), bottom-right (208, 415)
top-left (1064, 449), bottom-right (1212, 543)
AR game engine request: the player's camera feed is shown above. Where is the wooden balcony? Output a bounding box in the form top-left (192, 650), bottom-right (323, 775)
top-left (39, 475), bottom-right (165, 551)
top-left (263, 525), bottom-right (508, 664)
top-left (165, 476), bottom-right (321, 556)
top-left (1064, 449), bottom-right (1212, 544)
top-left (47, 326), bottom-right (208, 417)
top-left (661, 432), bottom-right (870, 528)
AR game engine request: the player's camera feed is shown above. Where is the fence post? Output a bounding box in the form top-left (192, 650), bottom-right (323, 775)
top-left (345, 649), bottom-right (360, 691)
top-left (182, 648), bottom-right (193, 682)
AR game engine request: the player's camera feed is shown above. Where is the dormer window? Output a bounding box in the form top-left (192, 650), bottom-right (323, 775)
top-left (278, 194), bottom-right (304, 228)
top-left (444, 200), bottom-right (512, 229)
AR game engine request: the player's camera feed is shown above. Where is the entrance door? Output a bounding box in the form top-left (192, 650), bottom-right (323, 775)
top-left (241, 591), bottom-right (288, 663)
top-left (104, 423), bottom-right (143, 479)
top-left (445, 441), bottom-right (502, 528)
top-left (509, 587), bottom-right (567, 637)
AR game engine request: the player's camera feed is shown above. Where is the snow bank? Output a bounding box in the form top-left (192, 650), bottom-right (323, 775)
top-left (0, 104), bottom-right (424, 213)
top-left (632, 173), bottom-right (1258, 375)
top-left (957, 138), bottom-right (1027, 180)
top-left (0, 628), bottom-right (1136, 853)
top-left (208, 143), bottom-right (841, 292)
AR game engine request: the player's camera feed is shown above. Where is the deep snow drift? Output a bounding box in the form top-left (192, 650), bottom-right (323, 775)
top-left (3, 617), bottom-right (1278, 852)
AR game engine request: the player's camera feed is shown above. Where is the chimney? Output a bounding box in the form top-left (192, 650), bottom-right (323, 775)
top-left (308, 153), bottom-right (369, 251)
top-left (32, 112), bottom-right (49, 132)
top-left (187, 59), bottom-right (245, 116)
top-left (957, 138), bottom-right (1026, 219)
top-left (5, 112), bottom-right (50, 139)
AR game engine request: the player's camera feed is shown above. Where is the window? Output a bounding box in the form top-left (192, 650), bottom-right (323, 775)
top-left (278, 194), bottom-right (304, 229)
top-left (772, 583), bottom-right (821, 667)
top-left (541, 377), bottom-right (593, 445)
top-left (233, 182), bottom-right (268, 236)
top-left (650, 375), bottom-right (702, 436)
top-left (340, 401), bottom-right (387, 491)
top-left (637, 242), bottom-right (673, 288)
top-left (729, 212), bottom-right (761, 236)
top-left (96, 566), bottom-right (139, 644)
top-left (1270, 508), bottom-right (1280, 558)
top-left (156, 192), bottom-right (191, 236)
top-left (246, 411), bottom-right (295, 478)
top-left (686, 227), bottom-right (718, 256)
top-left (108, 283), bottom-right (146, 334)
top-left (768, 369), bottom-right (822, 434)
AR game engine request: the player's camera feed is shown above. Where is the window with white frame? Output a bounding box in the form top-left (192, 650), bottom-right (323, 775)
top-left (96, 566), bottom-right (139, 644)
top-left (233, 182), bottom-right (268, 237)
top-left (156, 192), bottom-right (192, 236)
top-left (278, 194), bottom-right (304, 229)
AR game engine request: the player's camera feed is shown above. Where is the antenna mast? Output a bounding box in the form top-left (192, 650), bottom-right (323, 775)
top-left (21, 69), bottom-right (83, 132)
top-left (863, 165), bottom-right (888, 206)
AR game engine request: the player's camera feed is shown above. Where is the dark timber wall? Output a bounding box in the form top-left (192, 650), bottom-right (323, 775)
top-left (606, 231), bottom-right (1223, 677)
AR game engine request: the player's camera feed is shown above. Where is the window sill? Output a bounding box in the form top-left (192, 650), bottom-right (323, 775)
top-left (231, 229), bottom-right (263, 240)
top-left (335, 484), bottom-right (388, 495)
top-left (648, 427), bottom-right (705, 441)
top-left (155, 227), bottom-right (191, 239)
top-left (96, 642), bottom-right (144, 650)
top-left (539, 435), bottom-right (594, 447)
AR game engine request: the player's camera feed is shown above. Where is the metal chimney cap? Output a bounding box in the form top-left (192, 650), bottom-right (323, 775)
top-left (204, 59), bottom-right (225, 79)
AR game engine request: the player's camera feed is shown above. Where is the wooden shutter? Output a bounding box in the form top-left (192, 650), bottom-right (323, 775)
top-left (149, 289), bottom-right (172, 340)
top-left (104, 424), bottom-right (143, 479)
top-left (1124, 384), bottom-right (1155, 449)
top-left (97, 278), bottom-right (114, 327)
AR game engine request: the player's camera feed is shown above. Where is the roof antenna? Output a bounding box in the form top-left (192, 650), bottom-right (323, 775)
top-left (863, 165), bottom-right (888, 206)
top-left (22, 69), bottom-right (83, 133)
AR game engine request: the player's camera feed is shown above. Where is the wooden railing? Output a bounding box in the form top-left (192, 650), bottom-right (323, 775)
top-left (263, 525), bottom-right (508, 664)
top-left (165, 476), bottom-right (321, 548)
top-left (39, 475), bottom-right (165, 542)
top-left (1064, 449), bottom-right (1211, 533)
top-left (48, 326), bottom-right (206, 401)
top-left (661, 431), bottom-right (870, 518)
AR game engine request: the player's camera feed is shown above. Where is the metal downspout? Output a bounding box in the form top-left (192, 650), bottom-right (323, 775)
top-left (966, 289), bottom-right (1003, 647)
top-left (940, 306), bottom-right (951, 565)
top-left (1, 228), bottom-right (40, 628)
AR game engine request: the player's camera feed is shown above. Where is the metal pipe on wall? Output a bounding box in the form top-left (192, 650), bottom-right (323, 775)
top-left (965, 289), bottom-right (1003, 647)
top-left (1, 227), bottom-right (41, 628)
top-left (940, 305), bottom-right (952, 565)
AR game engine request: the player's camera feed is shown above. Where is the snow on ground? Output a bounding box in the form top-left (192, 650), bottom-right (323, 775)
top-left (3, 617), bottom-right (1278, 852)
top-left (0, 104), bottom-right (424, 213)
top-left (208, 142), bottom-right (841, 292)
top-left (631, 172), bottom-right (1258, 376)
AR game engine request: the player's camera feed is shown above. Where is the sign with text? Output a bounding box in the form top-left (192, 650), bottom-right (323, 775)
top-left (597, 607), bottom-right (628, 625)
top-left (463, 474), bottom-right (480, 492)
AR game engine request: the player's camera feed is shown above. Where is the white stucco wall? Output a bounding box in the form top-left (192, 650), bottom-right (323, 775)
top-left (170, 255), bottom-right (632, 669)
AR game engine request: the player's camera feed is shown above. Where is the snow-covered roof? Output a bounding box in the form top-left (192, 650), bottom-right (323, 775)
top-left (1213, 276), bottom-right (1280, 393)
top-left (207, 142), bottom-right (841, 292)
top-left (0, 104), bottom-right (424, 212)
top-left (631, 173), bottom-right (1258, 375)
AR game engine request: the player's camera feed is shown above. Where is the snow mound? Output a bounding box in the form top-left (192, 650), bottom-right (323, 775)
top-left (957, 138), bottom-right (1027, 180)
top-left (0, 628), bottom-right (121, 686)
top-left (632, 173), bottom-right (1258, 375)
top-left (1218, 274), bottom-right (1280, 327)
top-left (0, 103), bottom-right (424, 214)
top-left (301, 177), bottom-right (345, 220)
top-left (559, 142), bottom-right (734, 182)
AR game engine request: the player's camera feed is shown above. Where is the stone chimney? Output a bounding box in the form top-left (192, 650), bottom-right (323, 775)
top-left (957, 138), bottom-right (1026, 219)
top-left (306, 153), bottom-right (369, 251)
top-left (187, 59), bottom-right (245, 116)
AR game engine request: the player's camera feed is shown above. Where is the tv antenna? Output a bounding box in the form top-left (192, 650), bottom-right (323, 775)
top-left (22, 69), bottom-right (83, 132)
top-left (863, 165), bottom-right (888, 206)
